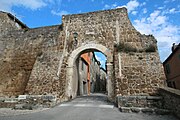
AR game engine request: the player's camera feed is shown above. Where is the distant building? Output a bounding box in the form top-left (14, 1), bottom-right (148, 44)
top-left (89, 53), bottom-right (96, 93)
top-left (90, 52), bottom-right (101, 93)
top-left (78, 52), bottom-right (91, 95)
top-left (78, 57), bottom-right (89, 95)
top-left (163, 43), bottom-right (180, 90)
top-left (99, 67), bottom-right (107, 92)
top-left (78, 52), bottom-right (106, 95)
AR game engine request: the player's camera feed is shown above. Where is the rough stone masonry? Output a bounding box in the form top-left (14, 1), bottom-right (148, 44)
top-left (0, 7), bottom-right (165, 103)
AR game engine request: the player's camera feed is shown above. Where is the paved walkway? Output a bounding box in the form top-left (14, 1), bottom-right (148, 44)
top-left (0, 93), bottom-right (178, 120)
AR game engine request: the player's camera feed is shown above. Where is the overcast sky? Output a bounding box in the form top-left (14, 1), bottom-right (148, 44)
top-left (0, 0), bottom-right (179, 65)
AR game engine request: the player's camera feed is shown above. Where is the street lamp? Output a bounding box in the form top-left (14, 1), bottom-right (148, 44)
top-left (73, 32), bottom-right (78, 47)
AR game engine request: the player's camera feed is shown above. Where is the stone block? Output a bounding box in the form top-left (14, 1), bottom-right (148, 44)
top-left (136, 96), bottom-right (147, 99)
top-left (4, 98), bottom-right (18, 103)
top-left (18, 95), bottom-right (28, 100)
top-left (14, 103), bottom-right (26, 110)
top-left (119, 107), bottom-right (131, 113)
top-left (141, 108), bottom-right (154, 114)
top-left (41, 95), bottom-right (56, 102)
top-left (146, 96), bottom-right (162, 100)
top-left (130, 107), bottom-right (141, 113)
top-left (154, 109), bottom-right (171, 115)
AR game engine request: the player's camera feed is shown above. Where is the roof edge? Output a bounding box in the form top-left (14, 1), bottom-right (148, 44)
top-left (0, 11), bottom-right (29, 29)
top-left (163, 43), bottom-right (180, 64)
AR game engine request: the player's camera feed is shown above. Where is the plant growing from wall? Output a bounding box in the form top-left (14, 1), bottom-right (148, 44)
top-left (115, 43), bottom-right (157, 53)
top-left (145, 44), bottom-right (157, 52)
top-left (114, 42), bottom-right (137, 53)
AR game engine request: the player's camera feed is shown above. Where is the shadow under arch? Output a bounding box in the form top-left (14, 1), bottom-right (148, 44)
top-left (65, 43), bottom-right (114, 101)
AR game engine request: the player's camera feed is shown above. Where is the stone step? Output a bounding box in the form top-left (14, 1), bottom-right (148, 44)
top-left (0, 98), bottom-right (18, 108)
top-left (117, 95), bottom-right (163, 108)
top-left (0, 102), bottom-right (16, 108)
top-left (119, 107), bottom-right (171, 115)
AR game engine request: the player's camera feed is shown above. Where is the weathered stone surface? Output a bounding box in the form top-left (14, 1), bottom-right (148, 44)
top-left (119, 107), bottom-right (171, 115)
top-left (154, 108), bottom-right (171, 115)
top-left (117, 95), bottom-right (163, 108)
top-left (0, 24), bottom-right (63, 97)
top-left (159, 87), bottom-right (180, 118)
top-left (0, 8), bottom-right (165, 103)
top-left (0, 11), bottom-right (28, 37)
top-left (120, 107), bottom-right (131, 113)
top-left (141, 108), bottom-right (154, 114)
top-left (131, 107), bottom-right (141, 113)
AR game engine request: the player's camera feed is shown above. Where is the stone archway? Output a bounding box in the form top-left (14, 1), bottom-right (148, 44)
top-left (65, 43), bottom-right (114, 101)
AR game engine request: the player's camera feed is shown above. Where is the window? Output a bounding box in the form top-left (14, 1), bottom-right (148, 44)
top-left (165, 64), bottom-right (170, 74)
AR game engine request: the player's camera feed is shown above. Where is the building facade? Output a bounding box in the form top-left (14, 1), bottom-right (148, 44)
top-left (78, 57), bottom-right (88, 95)
top-left (99, 67), bottom-right (107, 92)
top-left (90, 52), bottom-right (101, 93)
top-left (78, 52), bottom-right (103, 95)
top-left (163, 43), bottom-right (180, 90)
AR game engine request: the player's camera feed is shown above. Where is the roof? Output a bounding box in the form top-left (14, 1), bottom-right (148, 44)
top-left (0, 11), bottom-right (29, 29)
top-left (100, 67), bottom-right (107, 73)
top-left (163, 43), bottom-right (180, 64)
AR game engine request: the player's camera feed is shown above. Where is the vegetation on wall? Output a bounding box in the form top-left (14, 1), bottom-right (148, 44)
top-left (145, 44), bottom-right (157, 52)
top-left (114, 42), bottom-right (137, 53)
top-left (114, 42), bottom-right (156, 53)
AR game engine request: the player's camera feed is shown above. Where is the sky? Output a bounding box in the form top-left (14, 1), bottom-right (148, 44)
top-left (0, 0), bottom-right (179, 68)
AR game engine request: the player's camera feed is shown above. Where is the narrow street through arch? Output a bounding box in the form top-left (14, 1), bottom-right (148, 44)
top-left (76, 51), bottom-right (107, 97)
top-left (66, 44), bottom-right (115, 101)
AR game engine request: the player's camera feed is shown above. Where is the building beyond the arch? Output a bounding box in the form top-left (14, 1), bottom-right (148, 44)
top-left (0, 8), bottom-right (165, 103)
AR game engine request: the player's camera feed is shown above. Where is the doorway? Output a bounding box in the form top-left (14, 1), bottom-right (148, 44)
top-left (65, 44), bottom-right (114, 101)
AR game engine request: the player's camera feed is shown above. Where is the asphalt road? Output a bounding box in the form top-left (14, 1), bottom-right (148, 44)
top-left (0, 93), bottom-right (178, 120)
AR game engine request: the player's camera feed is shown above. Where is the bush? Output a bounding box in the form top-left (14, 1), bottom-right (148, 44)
top-left (115, 43), bottom-right (157, 53)
top-left (145, 44), bottom-right (156, 52)
top-left (115, 42), bottom-right (137, 53)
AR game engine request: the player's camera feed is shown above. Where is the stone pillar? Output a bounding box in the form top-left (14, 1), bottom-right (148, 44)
top-left (79, 80), bottom-right (83, 95)
top-left (106, 62), bottom-right (115, 102)
top-left (65, 66), bottom-right (74, 99)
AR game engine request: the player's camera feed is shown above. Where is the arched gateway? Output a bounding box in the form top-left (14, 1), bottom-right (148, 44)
top-left (65, 44), bottom-right (114, 101)
top-left (0, 7), bottom-right (165, 106)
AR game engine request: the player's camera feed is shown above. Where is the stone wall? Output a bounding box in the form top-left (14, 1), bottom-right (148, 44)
top-left (115, 52), bottom-right (165, 96)
top-left (0, 8), bottom-right (165, 102)
top-left (159, 87), bottom-right (180, 118)
top-left (0, 25), bottom-right (66, 98)
top-left (62, 7), bottom-right (165, 98)
top-left (0, 12), bottom-right (27, 36)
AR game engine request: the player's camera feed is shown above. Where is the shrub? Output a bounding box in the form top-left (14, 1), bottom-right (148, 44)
top-left (145, 44), bottom-right (156, 52)
top-left (115, 42), bottom-right (137, 53)
top-left (115, 43), bottom-right (157, 53)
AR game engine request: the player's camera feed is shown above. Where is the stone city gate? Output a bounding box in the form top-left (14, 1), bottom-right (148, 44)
top-left (0, 7), bottom-right (165, 104)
